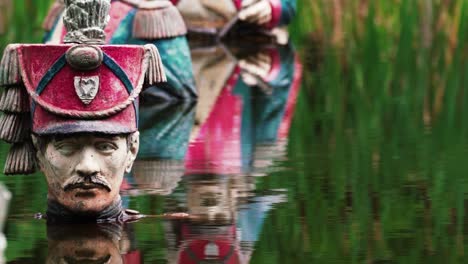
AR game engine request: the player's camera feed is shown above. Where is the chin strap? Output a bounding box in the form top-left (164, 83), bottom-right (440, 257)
top-left (46, 198), bottom-right (126, 224)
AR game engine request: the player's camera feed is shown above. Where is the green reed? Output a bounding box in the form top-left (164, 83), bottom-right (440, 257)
top-left (253, 0), bottom-right (468, 263)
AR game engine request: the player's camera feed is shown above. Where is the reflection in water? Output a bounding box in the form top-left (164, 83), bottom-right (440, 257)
top-left (46, 223), bottom-right (138, 264)
top-left (165, 174), bottom-right (286, 264)
top-left (159, 38), bottom-right (300, 263)
top-left (121, 38), bottom-right (299, 263)
top-left (187, 39), bottom-right (301, 176)
top-left (170, 175), bottom-right (244, 264)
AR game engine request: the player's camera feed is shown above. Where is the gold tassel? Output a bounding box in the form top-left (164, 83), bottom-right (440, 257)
top-left (133, 2), bottom-right (187, 40)
top-left (0, 44), bottom-right (22, 86)
top-left (42, 0), bottom-right (65, 31)
top-left (0, 113), bottom-right (30, 143)
top-left (4, 141), bottom-right (36, 175)
top-left (0, 85), bottom-right (30, 113)
top-left (144, 44), bottom-right (167, 84)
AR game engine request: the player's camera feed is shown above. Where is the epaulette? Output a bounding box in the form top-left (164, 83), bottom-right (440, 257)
top-left (0, 44), bottom-right (35, 174)
top-left (42, 0), bottom-right (65, 31)
top-left (122, 0), bottom-right (188, 39)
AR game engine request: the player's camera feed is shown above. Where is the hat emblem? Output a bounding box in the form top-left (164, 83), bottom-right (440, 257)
top-left (204, 242), bottom-right (220, 257)
top-left (74, 76), bottom-right (100, 105)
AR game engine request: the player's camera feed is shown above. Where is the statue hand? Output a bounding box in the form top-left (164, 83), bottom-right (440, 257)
top-left (239, 51), bottom-right (272, 82)
top-left (238, 0), bottom-right (272, 26)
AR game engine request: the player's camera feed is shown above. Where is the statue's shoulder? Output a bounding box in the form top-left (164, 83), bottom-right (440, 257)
top-left (43, 0), bottom-right (65, 31)
top-left (123, 0), bottom-right (188, 39)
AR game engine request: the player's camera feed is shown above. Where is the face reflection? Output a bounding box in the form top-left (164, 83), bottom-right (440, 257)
top-left (51, 237), bottom-right (120, 264)
top-left (187, 180), bottom-right (235, 223)
top-left (46, 224), bottom-right (128, 264)
top-left (33, 133), bottom-right (139, 213)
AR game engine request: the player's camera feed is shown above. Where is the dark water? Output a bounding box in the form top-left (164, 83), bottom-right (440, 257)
top-left (1, 1), bottom-right (468, 263)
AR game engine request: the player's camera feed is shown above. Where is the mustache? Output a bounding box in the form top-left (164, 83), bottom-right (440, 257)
top-left (63, 175), bottom-right (112, 192)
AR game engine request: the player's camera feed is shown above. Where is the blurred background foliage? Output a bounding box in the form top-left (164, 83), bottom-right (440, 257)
top-left (255, 0), bottom-right (468, 263)
top-left (1, 0), bottom-right (468, 263)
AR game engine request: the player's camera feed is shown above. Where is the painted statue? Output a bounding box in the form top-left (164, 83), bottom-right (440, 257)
top-left (0, 0), bottom-right (166, 222)
top-left (174, 0), bottom-right (297, 35)
top-left (43, 0), bottom-right (197, 101)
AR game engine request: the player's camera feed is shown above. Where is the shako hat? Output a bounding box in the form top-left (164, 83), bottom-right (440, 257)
top-left (0, 0), bottom-right (166, 175)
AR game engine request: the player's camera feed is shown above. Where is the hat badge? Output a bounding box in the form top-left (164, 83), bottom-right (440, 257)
top-left (204, 242), bottom-right (220, 257)
top-left (66, 45), bottom-right (104, 105)
top-left (74, 76), bottom-right (100, 105)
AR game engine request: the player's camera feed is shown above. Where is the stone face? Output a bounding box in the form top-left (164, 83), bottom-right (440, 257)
top-left (32, 132), bottom-right (139, 216)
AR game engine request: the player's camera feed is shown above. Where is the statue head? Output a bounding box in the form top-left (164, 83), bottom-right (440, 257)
top-left (0, 41), bottom-right (164, 220)
top-left (0, 0), bottom-right (165, 222)
top-left (32, 132), bottom-right (139, 214)
top-left (16, 44), bottom-right (149, 217)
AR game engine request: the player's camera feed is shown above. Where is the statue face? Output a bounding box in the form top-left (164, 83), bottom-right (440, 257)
top-left (33, 132), bottom-right (139, 214)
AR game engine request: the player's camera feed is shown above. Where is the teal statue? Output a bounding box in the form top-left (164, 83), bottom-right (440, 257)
top-left (122, 102), bottom-right (195, 197)
top-left (43, 0), bottom-right (197, 101)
